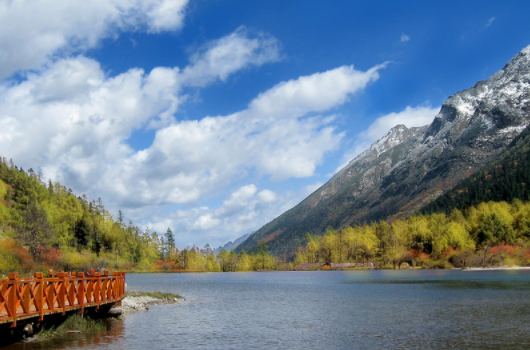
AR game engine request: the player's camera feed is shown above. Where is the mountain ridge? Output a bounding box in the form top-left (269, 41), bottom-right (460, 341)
top-left (238, 44), bottom-right (530, 257)
top-left (214, 232), bottom-right (252, 254)
top-left (422, 123), bottom-right (530, 214)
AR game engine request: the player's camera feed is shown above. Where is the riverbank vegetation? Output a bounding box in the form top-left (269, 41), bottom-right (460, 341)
top-left (294, 200), bottom-right (530, 269)
top-left (126, 291), bottom-right (181, 300)
top-left (35, 313), bottom-right (107, 340)
top-left (2, 155), bottom-right (530, 274)
top-left (0, 157), bottom-right (163, 275)
top-left (0, 156), bottom-right (284, 274)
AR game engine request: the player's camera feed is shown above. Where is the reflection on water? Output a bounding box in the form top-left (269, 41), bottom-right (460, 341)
top-left (5, 319), bottom-right (126, 350)
top-left (3, 270), bottom-right (530, 350)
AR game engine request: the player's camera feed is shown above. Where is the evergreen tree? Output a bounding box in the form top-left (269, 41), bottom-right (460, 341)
top-left (165, 228), bottom-right (175, 258)
top-left (74, 214), bottom-right (91, 251)
top-left (17, 201), bottom-right (55, 260)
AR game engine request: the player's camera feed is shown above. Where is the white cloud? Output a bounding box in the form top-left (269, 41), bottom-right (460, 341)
top-left (0, 57), bottom-right (180, 175)
top-left (340, 105), bottom-right (440, 165)
top-left (0, 58), bottom-right (385, 247)
top-left (257, 189), bottom-right (276, 203)
top-left (0, 26), bottom-right (286, 196)
top-left (215, 184), bottom-right (258, 218)
top-left (485, 17), bottom-right (496, 28)
top-left (0, 0), bottom-right (189, 79)
top-left (192, 214), bottom-right (221, 231)
top-left (143, 0), bottom-right (189, 33)
top-left (181, 26), bottom-right (281, 87)
top-left (400, 33), bottom-right (410, 43)
top-left (98, 63), bottom-right (382, 208)
top-left (141, 183), bottom-right (310, 248)
top-left (249, 63), bottom-right (386, 119)
top-left (0, 3), bottom-right (387, 248)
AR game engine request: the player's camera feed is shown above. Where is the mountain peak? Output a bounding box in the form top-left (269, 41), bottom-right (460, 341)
top-left (368, 124), bottom-right (428, 157)
top-left (424, 43), bottom-right (530, 145)
top-left (238, 44), bottom-right (530, 257)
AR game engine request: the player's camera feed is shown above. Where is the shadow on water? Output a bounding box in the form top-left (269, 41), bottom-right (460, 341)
top-left (1, 318), bottom-right (125, 350)
top-left (342, 279), bottom-right (530, 290)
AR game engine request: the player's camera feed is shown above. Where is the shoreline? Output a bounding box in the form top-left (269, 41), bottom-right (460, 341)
top-left (460, 266), bottom-right (530, 271)
top-left (124, 265), bottom-right (530, 273)
top-left (14, 292), bottom-right (182, 344)
top-left (114, 292), bottom-right (182, 314)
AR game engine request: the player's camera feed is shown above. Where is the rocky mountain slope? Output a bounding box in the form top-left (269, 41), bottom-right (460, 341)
top-left (214, 232), bottom-right (252, 254)
top-left (238, 45), bottom-right (530, 257)
top-left (422, 123), bottom-right (530, 214)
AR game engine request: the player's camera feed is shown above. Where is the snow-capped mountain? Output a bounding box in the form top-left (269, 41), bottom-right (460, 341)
top-left (238, 45), bottom-right (530, 257)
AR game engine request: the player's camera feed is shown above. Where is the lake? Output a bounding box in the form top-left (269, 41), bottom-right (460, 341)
top-left (5, 270), bottom-right (530, 349)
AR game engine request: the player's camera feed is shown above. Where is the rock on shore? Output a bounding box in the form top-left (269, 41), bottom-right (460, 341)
top-left (111, 293), bottom-right (180, 315)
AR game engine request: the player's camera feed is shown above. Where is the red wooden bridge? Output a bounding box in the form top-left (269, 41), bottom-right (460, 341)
top-left (0, 270), bottom-right (125, 328)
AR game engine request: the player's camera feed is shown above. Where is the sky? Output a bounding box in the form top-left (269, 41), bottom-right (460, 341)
top-left (1, 0), bottom-right (530, 249)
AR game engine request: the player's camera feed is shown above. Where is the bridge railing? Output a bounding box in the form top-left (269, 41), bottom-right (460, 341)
top-left (0, 270), bottom-right (125, 327)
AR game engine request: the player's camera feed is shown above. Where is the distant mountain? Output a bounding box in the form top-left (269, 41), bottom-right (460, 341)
top-left (214, 232), bottom-right (253, 254)
top-left (238, 44), bottom-right (530, 257)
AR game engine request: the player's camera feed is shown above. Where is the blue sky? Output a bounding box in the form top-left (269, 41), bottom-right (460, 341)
top-left (1, 0), bottom-right (529, 248)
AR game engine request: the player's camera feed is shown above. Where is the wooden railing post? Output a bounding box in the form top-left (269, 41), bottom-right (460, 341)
top-left (21, 278), bottom-right (30, 315)
top-left (7, 272), bottom-right (19, 327)
top-left (57, 272), bottom-right (67, 315)
top-left (101, 270), bottom-right (108, 303)
top-left (34, 272), bottom-right (44, 321)
top-left (77, 272), bottom-right (85, 314)
top-left (67, 272), bottom-right (75, 308)
top-left (111, 271), bottom-right (118, 301)
top-left (94, 272), bottom-right (101, 309)
top-left (120, 271), bottom-right (125, 305)
top-left (46, 271), bottom-right (54, 312)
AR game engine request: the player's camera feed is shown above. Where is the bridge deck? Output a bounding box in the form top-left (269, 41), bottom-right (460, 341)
top-left (0, 270), bottom-right (125, 327)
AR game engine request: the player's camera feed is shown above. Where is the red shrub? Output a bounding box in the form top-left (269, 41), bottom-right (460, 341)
top-left (489, 244), bottom-right (516, 256)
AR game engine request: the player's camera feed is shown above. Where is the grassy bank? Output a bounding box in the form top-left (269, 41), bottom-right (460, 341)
top-left (35, 313), bottom-right (107, 340)
top-left (126, 290), bottom-right (181, 299)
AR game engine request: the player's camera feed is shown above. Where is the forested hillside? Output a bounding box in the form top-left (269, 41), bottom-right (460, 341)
top-left (0, 157), bottom-right (164, 274)
top-left (0, 157), bottom-right (289, 274)
top-left (422, 124), bottom-right (530, 214)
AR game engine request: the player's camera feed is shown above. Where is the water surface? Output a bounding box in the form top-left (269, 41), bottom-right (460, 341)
top-left (6, 270), bottom-right (530, 349)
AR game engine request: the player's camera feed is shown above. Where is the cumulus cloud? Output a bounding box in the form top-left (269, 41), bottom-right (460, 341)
top-left (111, 108), bottom-right (341, 208)
top-left (249, 63), bottom-right (386, 119)
top-left (0, 56), bottom-right (385, 247)
top-left (0, 0), bottom-right (189, 79)
top-left (143, 0), bottom-right (189, 33)
top-left (140, 183), bottom-right (311, 248)
top-left (0, 57), bottom-right (180, 180)
top-left (215, 185), bottom-right (258, 218)
top-left (0, 1), bottom-right (388, 248)
top-left (0, 25), bottom-right (284, 191)
top-left (181, 26), bottom-right (281, 87)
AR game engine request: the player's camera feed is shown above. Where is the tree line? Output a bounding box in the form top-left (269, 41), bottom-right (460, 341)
top-left (3, 154), bottom-right (529, 274)
top-left (294, 200), bottom-right (530, 268)
top-left (0, 157), bottom-right (285, 274)
top-left (0, 157), bottom-right (164, 274)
